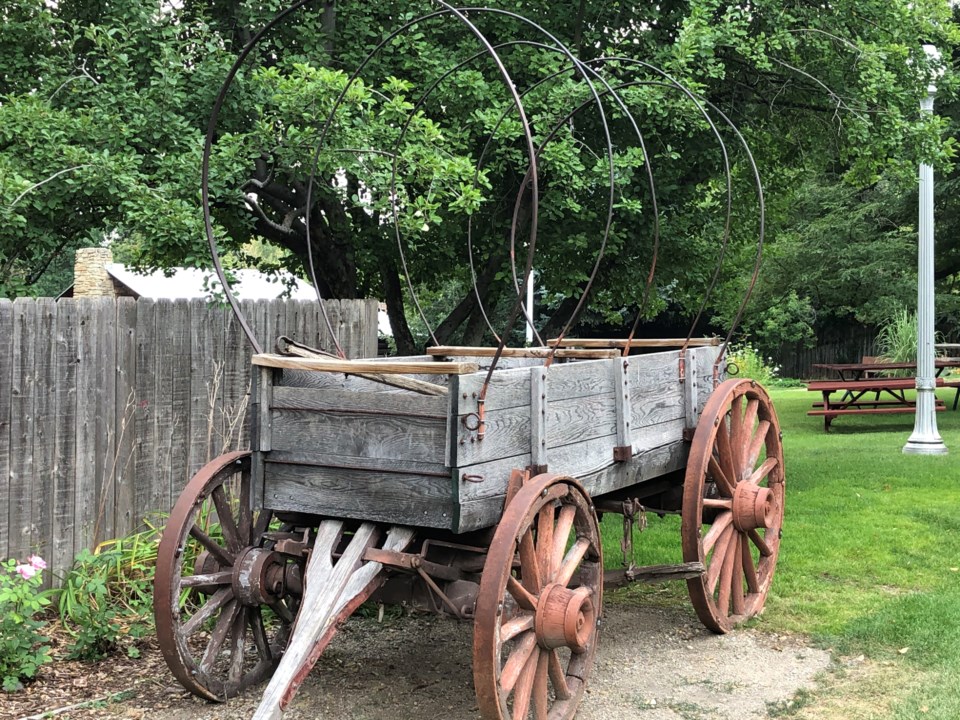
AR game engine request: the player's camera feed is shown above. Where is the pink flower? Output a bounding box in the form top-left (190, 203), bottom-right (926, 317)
top-left (28, 555), bottom-right (47, 570)
top-left (15, 563), bottom-right (38, 580)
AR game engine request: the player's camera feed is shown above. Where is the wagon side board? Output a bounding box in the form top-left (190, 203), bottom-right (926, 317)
top-left (252, 347), bottom-right (721, 533)
top-left (451, 347), bottom-right (721, 532)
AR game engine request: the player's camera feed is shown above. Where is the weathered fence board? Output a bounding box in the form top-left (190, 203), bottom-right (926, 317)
top-left (0, 297), bottom-right (377, 584)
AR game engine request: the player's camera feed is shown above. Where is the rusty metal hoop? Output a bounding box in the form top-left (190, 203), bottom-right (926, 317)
top-left (154, 452), bottom-right (301, 700)
top-left (474, 473), bottom-right (603, 720)
top-left (681, 379), bottom-right (785, 633)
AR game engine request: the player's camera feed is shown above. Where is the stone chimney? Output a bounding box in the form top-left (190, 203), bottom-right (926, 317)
top-left (73, 247), bottom-right (116, 297)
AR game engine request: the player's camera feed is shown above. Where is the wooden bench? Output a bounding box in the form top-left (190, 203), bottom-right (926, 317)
top-left (807, 378), bottom-right (950, 431)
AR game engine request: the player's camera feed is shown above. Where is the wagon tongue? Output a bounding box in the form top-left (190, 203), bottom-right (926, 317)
top-left (251, 521), bottom-right (415, 720)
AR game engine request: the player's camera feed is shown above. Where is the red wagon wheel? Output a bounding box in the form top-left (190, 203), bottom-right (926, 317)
top-left (681, 378), bottom-right (785, 634)
top-left (154, 451), bottom-right (301, 700)
top-left (474, 474), bottom-right (603, 720)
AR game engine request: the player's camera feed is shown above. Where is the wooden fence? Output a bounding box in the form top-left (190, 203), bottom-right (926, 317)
top-left (0, 296), bottom-right (377, 582)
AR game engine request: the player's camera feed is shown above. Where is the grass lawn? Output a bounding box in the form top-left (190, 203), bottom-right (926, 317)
top-left (603, 386), bottom-right (960, 719)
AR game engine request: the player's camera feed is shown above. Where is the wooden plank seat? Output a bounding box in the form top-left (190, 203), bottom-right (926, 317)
top-left (807, 376), bottom-right (955, 430)
top-left (808, 406), bottom-right (945, 416)
top-left (810, 399), bottom-right (942, 409)
top-left (806, 378), bottom-right (939, 392)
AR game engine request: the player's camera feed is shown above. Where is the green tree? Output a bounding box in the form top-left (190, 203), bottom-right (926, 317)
top-left (1, 0), bottom-right (957, 353)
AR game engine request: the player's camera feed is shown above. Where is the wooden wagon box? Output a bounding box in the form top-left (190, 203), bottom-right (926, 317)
top-left (249, 346), bottom-right (720, 534)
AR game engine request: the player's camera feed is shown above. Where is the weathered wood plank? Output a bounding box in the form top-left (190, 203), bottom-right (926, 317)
top-left (0, 299), bottom-right (12, 560)
top-left (52, 300), bottom-right (78, 578)
top-left (253, 354), bottom-right (478, 375)
top-left (271, 385), bottom-right (447, 418)
top-left (264, 450), bottom-right (448, 477)
top-left (152, 300), bottom-right (175, 524)
top-left (530, 366), bottom-right (547, 468)
top-left (455, 391), bottom-right (618, 468)
top-left (9, 299), bottom-right (37, 561)
top-left (270, 409), bottom-right (447, 464)
top-left (682, 347), bottom-right (701, 432)
top-left (113, 298), bottom-right (137, 538)
top-left (629, 351), bottom-right (685, 428)
top-left (92, 299), bottom-right (117, 544)
top-left (456, 437), bottom-right (689, 532)
top-left (74, 299), bottom-right (99, 551)
top-left (457, 415), bottom-right (689, 504)
top-left (31, 299), bottom-right (57, 562)
top-left (427, 346), bottom-right (619, 359)
top-left (221, 300), bottom-right (250, 456)
top-left (8, 299), bottom-right (38, 558)
top-left (166, 300), bottom-right (193, 502)
top-left (265, 463), bottom-right (455, 528)
top-left (363, 299), bottom-right (379, 358)
top-left (133, 298), bottom-right (159, 529)
top-left (613, 357), bottom-right (632, 450)
top-left (549, 338), bottom-right (720, 348)
top-left (187, 299), bottom-right (219, 476)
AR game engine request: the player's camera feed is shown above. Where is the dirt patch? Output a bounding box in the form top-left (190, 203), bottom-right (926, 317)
top-left (7, 601), bottom-right (830, 720)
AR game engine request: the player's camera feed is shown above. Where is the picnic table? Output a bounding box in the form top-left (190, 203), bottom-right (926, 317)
top-left (806, 378), bottom-right (954, 431)
top-left (806, 360), bottom-right (960, 431)
top-left (811, 359), bottom-right (960, 381)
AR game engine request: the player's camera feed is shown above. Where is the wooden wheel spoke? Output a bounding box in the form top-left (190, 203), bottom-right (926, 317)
top-left (507, 576), bottom-right (539, 612)
top-left (531, 647), bottom-right (549, 720)
top-left (500, 633), bottom-right (537, 695)
top-left (731, 535), bottom-right (746, 616)
top-left (511, 647), bottom-right (540, 720)
top-left (268, 599), bottom-right (295, 624)
top-left (715, 415), bottom-right (738, 488)
top-left (716, 533), bottom-right (738, 614)
top-left (547, 649), bottom-right (571, 700)
top-left (501, 614), bottom-right (535, 643)
top-left (518, 530), bottom-right (542, 594)
top-left (729, 394), bottom-right (745, 476)
top-left (551, 505), bottom-right (576, 571)
top-left (747, 456), bottom-right (779, 487)
top-left (749, 528), bottom-right (773, 557)
top-left (745, 420), bottom-right (771, 471)
top-left (211, 486), bottom-right (242, 553)
top-left (703, 497), bottom-right (733, 510)
top-left (182, 587), bottom-right (234, 637)
top-left (706, 525), bottom-right (734, 595)
top-left (181, 571), bottom-right (233, 588)
top-left (742, 398), bottom-right (759, 441)
top-left (250, 607), bottom-right (273, 661)
top-left (555, 537), bottom-right (591, 587)
top-left (742, 536), bottom-right (760, 594)
top-left (702, 512), bottom-right (733, 555)
top-left (199, 600), bottom-right (240, 675)
top-left (189, 524), bottom-right (235, 568)
top-left (253, 509), bottom-right (273, 543)
top-left (536, 503), bottom-right (556, 583)
top-left (228, 607), bottom-right (248, 683)
top-left (708, 456), bottom-right (736, 498)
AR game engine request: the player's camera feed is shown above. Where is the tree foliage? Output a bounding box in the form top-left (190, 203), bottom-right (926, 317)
top-left (1, 0), bottom-right (957, 353)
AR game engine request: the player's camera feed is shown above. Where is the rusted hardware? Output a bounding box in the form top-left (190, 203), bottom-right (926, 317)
top-left (678, 348), bottom-right (687, 383)
top-left (462, 412), bottom-right (482, 432)
top-left (362, 547), bottom-right (463, 583)
top-left (618, 498), bottom-right (647, 569)
top-left (461, 473), bottom-right (484, 483)
top-left (476, 397), bottom-right (486, 441)
top-left (612, 445), bottom-right (632, 462)
top-left (682, 427), bottom-right (696, 442)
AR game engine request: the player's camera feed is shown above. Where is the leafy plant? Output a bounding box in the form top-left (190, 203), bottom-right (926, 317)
top-left (876, 308), bottom-right (919, 365)
top-left (726, 342), bottom-right (780, 386)
top-left (58, 521), bottom-right (161, 661)
top-left (0, 556), bottom-right (53, 692)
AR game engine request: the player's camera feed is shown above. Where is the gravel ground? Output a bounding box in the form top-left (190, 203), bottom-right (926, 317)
top-left (66, 600), bottom-right (830, 720)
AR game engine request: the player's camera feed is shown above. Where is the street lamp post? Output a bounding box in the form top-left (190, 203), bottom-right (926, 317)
top-left (904, 44), bottom-right (948, 455)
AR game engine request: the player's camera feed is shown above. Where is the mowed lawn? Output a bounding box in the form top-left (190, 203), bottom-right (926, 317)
top-left (602, 386), bottom-right (960, 719)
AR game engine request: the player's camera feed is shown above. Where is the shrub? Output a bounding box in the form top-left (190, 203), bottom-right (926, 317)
top-left (59, 522), bottom-right (159, 661)
top-left (0, 556), bottom-right (53, 692)
top-left (726, 342), bottom-right (780, 386)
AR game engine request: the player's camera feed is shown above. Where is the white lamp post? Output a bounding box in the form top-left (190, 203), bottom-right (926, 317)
top-left (904, 44), bottom-right (948, 455)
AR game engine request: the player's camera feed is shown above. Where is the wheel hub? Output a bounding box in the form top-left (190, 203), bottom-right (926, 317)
top-left (732, 483), bottom-right (776, 531)
top-left (232, 547), bottom-right (288, 606)
top-left (533, 583), bottom-right (595, 653)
